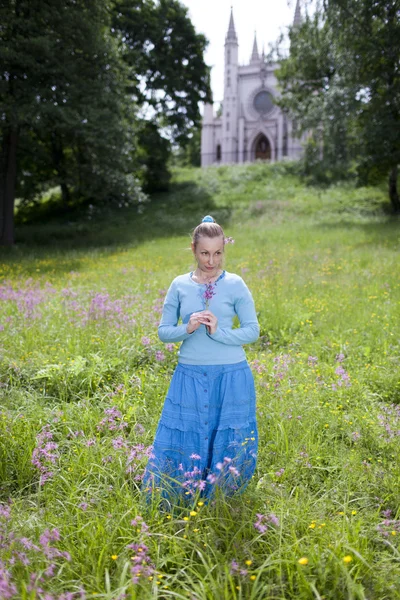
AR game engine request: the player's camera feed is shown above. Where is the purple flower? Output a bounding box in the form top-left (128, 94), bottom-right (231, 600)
top-left (254, 513), bottom-right (280, 534)
top-left (203, 282), bottom-right (217, 309)
top-left (155, 351), bottom-right (165, 362)
top-left (141, 336), bottom-right (151, 346)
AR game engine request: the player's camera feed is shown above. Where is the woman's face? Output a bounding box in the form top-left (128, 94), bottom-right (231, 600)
top-left (192, 235), bottom-right (224, 277)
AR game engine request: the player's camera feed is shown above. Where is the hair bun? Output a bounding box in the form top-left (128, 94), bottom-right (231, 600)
top-left (202, 215), bottom-right (215, 223)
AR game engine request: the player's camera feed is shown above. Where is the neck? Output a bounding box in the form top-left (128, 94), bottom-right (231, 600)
top-left (194, 268), bottom-right (221, 283)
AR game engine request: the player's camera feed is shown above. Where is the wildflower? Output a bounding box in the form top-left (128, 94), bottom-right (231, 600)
top-left (245, 560), bottom-right (252, 566)
top-left (141, 336), bottom-right (151, 346)
top-left (298, 557), bottom-right (309, 565)
top-left (203, 282), bottom-right (217, 309)
top-left (197, 501), bottom-right (204, 507)
top-left (31, 425), bottom-right (59, 486)
top-left (343, 555), bottom-right (352, 563)
top-left (165, 343), bottom-right (174, 352)
top-left (250, 575), bottom-right (256, 581)
top-left (224, 237), bottom-right (235, 244)
top-left (190, 511), bottom-right (197, 517)
top-left (190, 453), bottom-right (201, 460)
top-left (111, 555), bottom-right (118, 560)
top-left (254, 513), bottom-right (279, 533)
top-left (230, 560), bottom-right (239, 574)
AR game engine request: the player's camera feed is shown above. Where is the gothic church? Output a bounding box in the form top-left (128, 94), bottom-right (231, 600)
top-left (201, 2), bottom-right (303, 166)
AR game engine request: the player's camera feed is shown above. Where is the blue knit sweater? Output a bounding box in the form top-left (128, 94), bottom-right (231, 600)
top-left (158, 271), bottom-right (259, 365)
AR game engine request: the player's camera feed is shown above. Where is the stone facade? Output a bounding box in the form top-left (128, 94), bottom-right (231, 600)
top-left (201, 2), bottom-right (305, 167)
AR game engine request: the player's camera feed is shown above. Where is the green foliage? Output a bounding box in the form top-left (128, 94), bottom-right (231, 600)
top-left (137, 121), bottom-right (171, 193)
top-left (0, 0), bottom-right (211, 242)
top-left (113, 0), bottom-right (212, 142)
top-left (277, 0), bottom-right (400, 209)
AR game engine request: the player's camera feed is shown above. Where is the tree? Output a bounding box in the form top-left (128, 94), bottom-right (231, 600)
top-left (0, 0), bottom-right (212, 245)
top-left (112, 0), bottom-right (212, 143)
top-left (0, 0), bottom-right (138, 245)
top-left (277, 0), bottom-right (400, 211)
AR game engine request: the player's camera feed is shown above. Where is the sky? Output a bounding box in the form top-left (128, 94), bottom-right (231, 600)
top-left (179, 0), bottom-right (298, 104)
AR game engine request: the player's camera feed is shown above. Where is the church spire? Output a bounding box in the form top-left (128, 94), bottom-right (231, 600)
top-left (293, 0), bottom-right (302, 28)
top-left (226, 7), bottom-right (238, 43)
top-left (250, 32), bottom-right (259, 63)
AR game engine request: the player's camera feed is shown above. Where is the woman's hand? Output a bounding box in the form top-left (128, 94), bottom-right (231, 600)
top-left (186, 312), bottom-right (204, 334)
top-left (196, 310), bottom-right (218, 335)
top-left (186, 311), bottom-right (218, 335)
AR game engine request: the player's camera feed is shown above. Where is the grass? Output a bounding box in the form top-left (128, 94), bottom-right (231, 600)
top-left (0, 161), bottom-right (400, 599)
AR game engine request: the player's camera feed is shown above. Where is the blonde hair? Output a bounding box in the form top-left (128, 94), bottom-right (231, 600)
top-left (192, 217), bottom-right (225, 250)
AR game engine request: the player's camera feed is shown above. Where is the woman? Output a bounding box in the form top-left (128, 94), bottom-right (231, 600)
top-left (142, 216), bottom-right (259, 504)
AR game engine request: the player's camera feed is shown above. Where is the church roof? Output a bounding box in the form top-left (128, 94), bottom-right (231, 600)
top-left (250, 32), bottom-right (259, 63)
top-left (226, 7), bottom-right (238, 42)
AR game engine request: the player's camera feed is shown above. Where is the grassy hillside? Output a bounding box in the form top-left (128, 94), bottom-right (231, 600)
top-left (1, 163), bottom-right (399, 599)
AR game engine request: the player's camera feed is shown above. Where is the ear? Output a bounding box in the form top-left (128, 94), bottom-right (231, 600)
top-left (191, 242), bottom-right (195, 254)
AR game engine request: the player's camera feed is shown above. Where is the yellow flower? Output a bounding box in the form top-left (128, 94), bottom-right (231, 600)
top-left (391, 531), bottom-right (397, 536)
top-left (183, 517), bottom-right (189, 521)
top-left (166, 515), bottom-right (172, 519)
top-left (309, 523), bottom-right (316, 529)
top-left (298, 557), bottom-right (309, 565)
top-left (190, 511), bottom-right (197, 517)
top-left (111, 555), bottom-right (118, 560)
top-left (250, 575), bottom-right (256, 581)
top-left (245, 560), bottom-right (252, 566)
top-left (343, 555), bottom-right (352, 563)
top-left (194, 528), bottom-right (199, 532)
top-left (351, 510), bottom-right (357, 515)
top-left (197, 501), bottom-right (204, 507)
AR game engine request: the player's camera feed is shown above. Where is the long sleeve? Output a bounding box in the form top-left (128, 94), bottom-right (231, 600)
top-left (158, 279), bottom-right (192, 343)
top-left (207, 279), bottom-right (259, 346)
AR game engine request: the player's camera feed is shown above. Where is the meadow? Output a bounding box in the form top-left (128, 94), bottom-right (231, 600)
top-left (1, 162), bottom-right (400, 599)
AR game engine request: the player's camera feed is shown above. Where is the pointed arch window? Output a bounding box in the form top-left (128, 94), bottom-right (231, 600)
top-left (216, 144), bottom-right (221, 161)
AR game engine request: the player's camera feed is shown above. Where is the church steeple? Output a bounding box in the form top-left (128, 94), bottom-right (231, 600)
top-left (250, 32), bottom-right (259, 63)
top-left (226, 7), bottom-right (238, 43)
top-left (293, 0), bottom-right (302, 28)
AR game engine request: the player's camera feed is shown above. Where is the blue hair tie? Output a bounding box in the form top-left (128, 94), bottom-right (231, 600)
top-left (202, 215), bottom-right (215, 223)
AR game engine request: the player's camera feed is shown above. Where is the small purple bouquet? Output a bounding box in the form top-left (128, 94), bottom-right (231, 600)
top-left (204, 282), bottom-right (217, 309)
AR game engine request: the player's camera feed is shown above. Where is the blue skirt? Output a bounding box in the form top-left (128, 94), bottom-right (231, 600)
top-left (142, 361), bottom-right (258, 502)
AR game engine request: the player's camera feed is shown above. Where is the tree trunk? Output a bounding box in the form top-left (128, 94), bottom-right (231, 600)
top-left (389, 166), bottom-right (400, 213)
top-left (0, 128), bottom-right (18, 246)
top-left (51, 134), bottom-right (71, 206)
